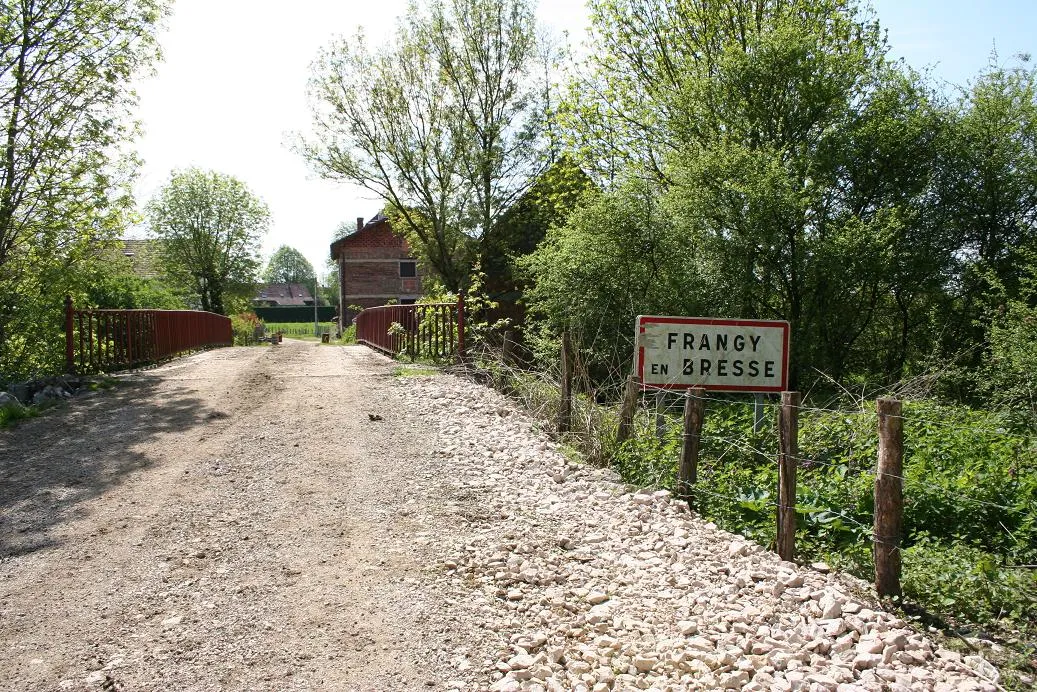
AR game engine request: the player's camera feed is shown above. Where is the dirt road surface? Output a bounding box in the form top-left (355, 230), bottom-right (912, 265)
top-left (1, 341), bottom-right (993, 691)
top-left (0, 341), bottom-right (456, 691)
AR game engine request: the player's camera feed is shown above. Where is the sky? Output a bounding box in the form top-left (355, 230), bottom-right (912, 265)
top-left (130, 0), bottom-right (1036, 276)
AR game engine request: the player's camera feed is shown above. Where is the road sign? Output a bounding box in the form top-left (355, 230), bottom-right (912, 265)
top-left (636, 316), bottom-right (790, 392)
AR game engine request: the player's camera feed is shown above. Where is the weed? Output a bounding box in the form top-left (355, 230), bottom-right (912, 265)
top-left (392, 365), bottom-right (439, 378)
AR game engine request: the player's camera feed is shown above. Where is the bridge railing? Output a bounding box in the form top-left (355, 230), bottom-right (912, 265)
top-left (64, 296), bottom-right (233, 374)
top-left (354, 294), bottom-right (466, 361)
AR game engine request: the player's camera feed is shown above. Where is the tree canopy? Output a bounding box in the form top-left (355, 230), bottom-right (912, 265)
top-left (147, 168), bottom-right (270, 315)
top-left (299, 0), bottom-right (550, 291)
top-left (263, 245), bottom-right (315, 285)
top-left (0, 0), bottom-right (165, 381)
top-left (524, 0), bottom-right (968, 389)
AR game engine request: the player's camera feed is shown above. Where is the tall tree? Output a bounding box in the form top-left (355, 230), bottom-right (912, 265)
top-left (147, 168), bottom-right (270, 315)
top-left (0, 0), bottom-right (165, 380)
top-left (299, 0), bottom-right (547, 291)
top-left (935, 57), bottom-right (1037, 347)
top-left (530, 0), bottom-right (951, 388)
top-left (263, 245), bottom-right (315, 285)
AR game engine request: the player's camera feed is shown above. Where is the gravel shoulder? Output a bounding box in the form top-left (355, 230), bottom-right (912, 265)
top-left (0, 343), bottom-right (997, 691)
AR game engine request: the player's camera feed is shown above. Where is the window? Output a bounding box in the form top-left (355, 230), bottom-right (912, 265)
top-left (400, 298), bottom-right (417, 305)
top-left (399, 260), bottom-right (417, 278)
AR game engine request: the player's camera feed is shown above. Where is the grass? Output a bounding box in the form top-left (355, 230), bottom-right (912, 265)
top-left (264, 321), bottom-right (337, 338)
top-left (392, 364), bottom-right (439, 377)
top-left (0, 403), bottom-right (39, 427)
top-left (86, 376), bottom-right (118, 391)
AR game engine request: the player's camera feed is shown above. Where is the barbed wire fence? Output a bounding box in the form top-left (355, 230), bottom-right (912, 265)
top-left (455, 330), bottom-right (1037, 633)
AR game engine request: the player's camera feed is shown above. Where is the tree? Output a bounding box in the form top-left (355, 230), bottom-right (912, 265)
top-left (521, 178), bottom-right (716, 380)
top-left (147, 168), bottom-right (270, 315)
top-left (528, 0), bottom-right (953, 389)
top-left (941, 58), bottom-right (1037, 291)
top-left (932, 57), bottom-right (1037, 371)
top-left (263, 245), bottom-right (315, 285)
top-left (0, 0), bottom-right (165, 380)
top-left (299, 0), bottom-right (548, 291)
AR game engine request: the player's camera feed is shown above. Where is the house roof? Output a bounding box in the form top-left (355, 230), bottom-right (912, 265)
top-left (253, 282), bottom-right (314, 306)
top-left (118, 238), bottom-right (162, 279)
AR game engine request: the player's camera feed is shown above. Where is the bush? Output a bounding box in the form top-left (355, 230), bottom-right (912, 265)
top-left (231, 312), bottom-right (263, 345)
top-left (903, 536), bottom-right (1037, 624)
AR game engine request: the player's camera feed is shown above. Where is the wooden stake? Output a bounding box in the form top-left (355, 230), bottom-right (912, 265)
top-left (875, 397), bottom-right (904, 598)
top-left (617, 375), bottom-right (641, 444)
top-left (558, 331), bottom-right (572, 433)
top-left (777, 391), bottom-right (800, 562)
top-left (679, 388), bottom-right (705, 510)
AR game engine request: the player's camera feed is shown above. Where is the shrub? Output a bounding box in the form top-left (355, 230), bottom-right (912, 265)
top-left (231, 312), bottom-right (263, 345)
top-left (902, 536), bottom-right (1037, 624)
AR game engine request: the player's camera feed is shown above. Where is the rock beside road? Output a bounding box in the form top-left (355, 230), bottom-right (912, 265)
top-left (396, 371), bottom-right (995, 691)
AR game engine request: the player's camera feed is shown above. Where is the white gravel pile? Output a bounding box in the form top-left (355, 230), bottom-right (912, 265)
top-left (396, 372), bottom-right (997, 692)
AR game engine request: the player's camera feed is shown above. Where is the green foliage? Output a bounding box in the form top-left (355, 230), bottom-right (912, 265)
top-left (521, 178), bottom-right (716, 380)
top-left (984, 299), bottom-right (1037, 424)
top-left (299, 0), bottom-right (549, 291)
top-left (147, 168), bottom-right (270, 315)
top-left (83, 251), bottom-right (184, 310)
top-left (263, 245), bottom-right (316, 286)
top-left (937, 59), bottom-right (1037, 300)
top-left (0, 0), bottom-right (166, 382)
top-left (903, 537), bottom-right (1037, 624)
top-left (980, 251), bottom-right (1037, 427)
top-left (392, 365), bottom-right (438, 377)
top-left (610, 396), bottom-right (1037, 631)
top-left (534, 0), bottom-right (960, 391)
top-left (231, 312), bottom-right (264, 346)
top-left (483, 155), bottom-right (596, 312)
top-left (0, 403), bottom-right (38, 427)
top-left (263, 322), bottom-right (336, 338)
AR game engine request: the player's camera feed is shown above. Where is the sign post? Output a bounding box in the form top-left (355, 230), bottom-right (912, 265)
top-left (635, 316), bottom-right (790, 392)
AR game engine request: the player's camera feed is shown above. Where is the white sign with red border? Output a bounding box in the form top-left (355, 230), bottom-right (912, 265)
top-left (636, 316), bottom-right (790, 392)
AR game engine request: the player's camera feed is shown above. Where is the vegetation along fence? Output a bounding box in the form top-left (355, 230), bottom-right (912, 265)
top-left (64, 296), bottom-right (233, 374)
top-left (462, 333), bottom-right (1036, 644)
top-left (354, 294), bottom-right (465, 361)
top-left (596, 378), bottom-right (1037, 626)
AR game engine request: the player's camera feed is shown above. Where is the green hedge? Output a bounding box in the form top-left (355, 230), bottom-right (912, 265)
top-left (254, 306), bottom-right (336, 323)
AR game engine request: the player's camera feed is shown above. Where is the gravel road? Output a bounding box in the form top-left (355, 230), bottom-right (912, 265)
top-left (0, 342), bottom-right (996, 691)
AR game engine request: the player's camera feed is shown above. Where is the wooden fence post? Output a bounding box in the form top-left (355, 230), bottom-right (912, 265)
top-left (777, 391), bottom-right (800, 562)
top-left (616, 375), bottom-right (641, 444)
top-left (558, 331), bottom-right (572, 433)
top-left (64, 295), bottom-right (75, 374)
top-left (679, 387), bottom-right (705, 509)
top-left (875, 397), bottom-right (904, 598)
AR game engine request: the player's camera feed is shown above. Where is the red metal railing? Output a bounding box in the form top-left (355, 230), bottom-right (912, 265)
top-left (64, 296), bottom-right (233, 374)
top-left (354, 293), bottom-right (466, 361)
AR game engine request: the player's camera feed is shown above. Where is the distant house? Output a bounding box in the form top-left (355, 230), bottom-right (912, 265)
top-left (253, 283), bottom-right (315, 307)
top-left (118, 238), bottom-right (162, 279)
top-left (329, 214), bottom-right (422, 324)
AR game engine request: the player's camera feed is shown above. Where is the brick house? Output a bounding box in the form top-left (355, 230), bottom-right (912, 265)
top-left (329, 214), bottom-right (422, 325)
